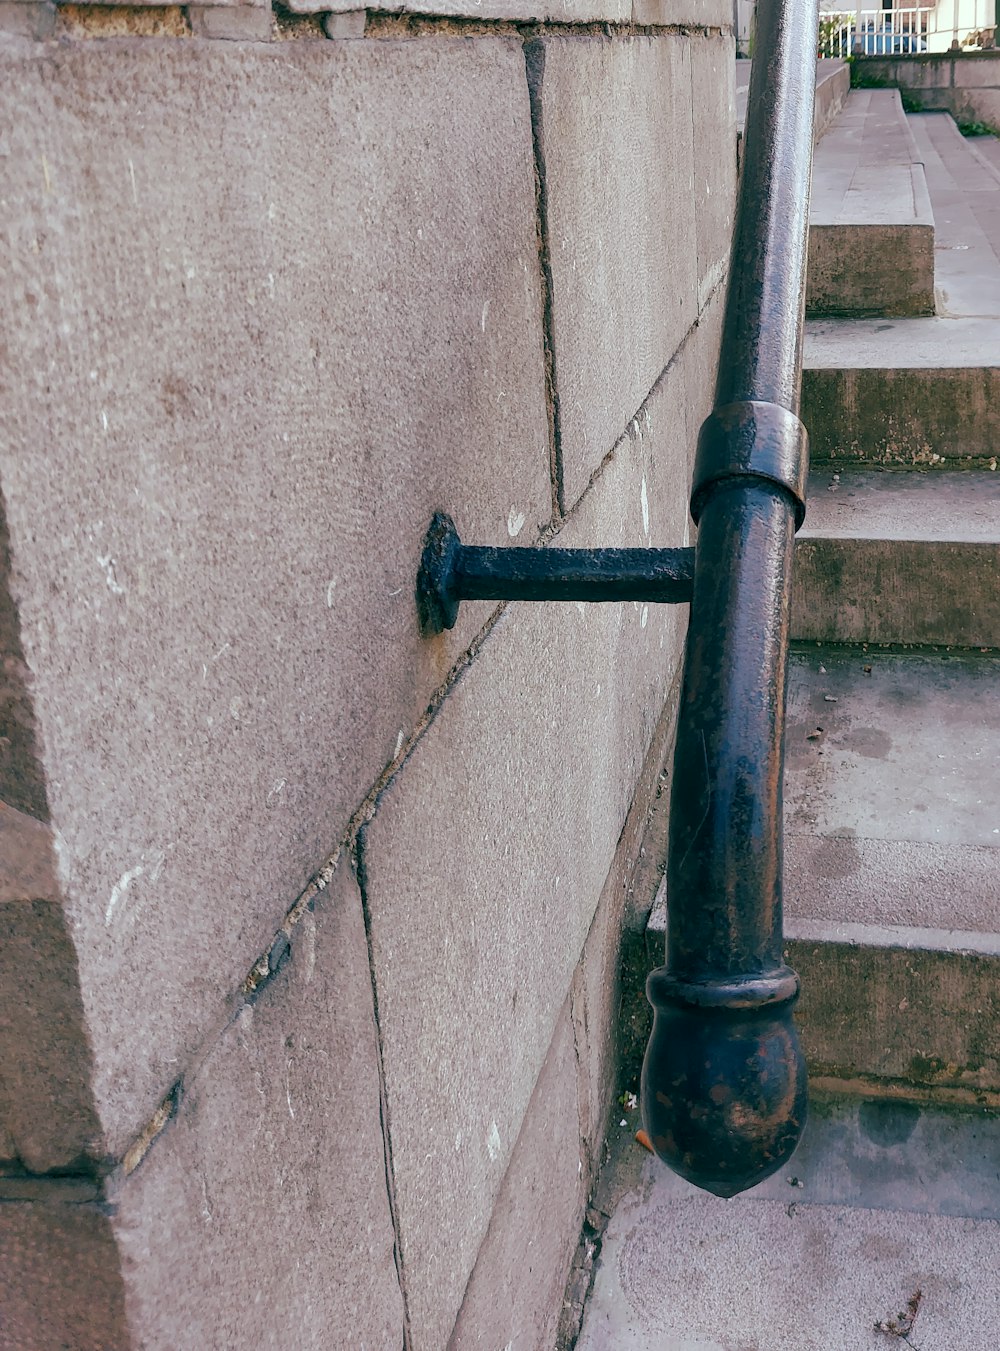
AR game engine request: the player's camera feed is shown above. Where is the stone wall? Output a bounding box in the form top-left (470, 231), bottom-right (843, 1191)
top-left (858, 49), bottom-right (1000, 127)
top-left (0, 8), bottom-right (735, 1347)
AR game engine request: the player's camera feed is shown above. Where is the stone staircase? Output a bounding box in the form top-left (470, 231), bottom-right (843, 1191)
top-left (569, 78), bottom-right (1000, 1351)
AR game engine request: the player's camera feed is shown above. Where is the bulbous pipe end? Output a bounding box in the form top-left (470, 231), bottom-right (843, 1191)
top-left (641, 967), bottom-right (807, 1198)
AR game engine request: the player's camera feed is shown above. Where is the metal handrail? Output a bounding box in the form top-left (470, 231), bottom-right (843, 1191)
top-left (640, 0), bottom-right (818, 1197)
top-left (417, 0), bottom-right (817, 1199)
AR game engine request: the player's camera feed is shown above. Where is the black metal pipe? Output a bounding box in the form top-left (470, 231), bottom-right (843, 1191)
top-left (641, 0), bottom-right (817, 1197)
top-left (456, 546), bottom-right (694, 605)
top-left (416, 512), bottom-right (693, 634)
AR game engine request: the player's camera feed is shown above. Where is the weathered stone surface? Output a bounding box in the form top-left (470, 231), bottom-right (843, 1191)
top-left (322, 7), bottom-right (365, 34)
top-left (358, 331), bottom-right (695, 1351)
top-left (448, 1004), bottom-right (586, 1351)
top-left (794, 536), bottom-right (1000, 646)
top-left (784, 647), bottom-right (1000, 931)
top-left (808, 219), bottom-right (936, 317)
top-left (0, 891), bottom-right (103, 1174)
top-left (858, 53), bottom-right (957, 91)
top-left (570, 616), bottom-right (680, 1159)
top-left (0, 502), bottom-right (47, 828)
top-left (690, 34), bottom-right (737, 313)
top-left (329, 0), bottom-right (629, 20)
top-left (0, 791), bottom-right (101, 1174)
top-left (778, 648), bottom-right (1000, 1095)
top-left (632, 0), bottom-right (730, 23)
top-left (112, 860), bottom-right (405, 1349)
top-left (685, 276), bottom-right (727, 462)
top-left (578, 1126), bottom-right (1000, 1350)
top-left (529, 33), bottom-right (700, 508)
top-left (0, 1), bottom-right (54, 36)
top-left (0, 1201), bottom-right (129, 1351)
top-left (807, 92), bottom-right (935, 318)
top-left (857, 57), bottom-right (1000, 129)
top-left (814, 58), bottom-right (850, 139)
top-left (861, 50), bottom-right (1000, 93)
top-left (802, 361), bottom-right (1000, 465)
top-left (787, 922), bottom-right (1000, 1095)
top-left (0, 36), bottom-right (550, 1163)
top-left (793, 467), bottom-right (1000, 646)
top-left (787, 835), bottom-right (1000, 936)
top-left (187, 4), bottom-right (271, 38)
top-left (943, 86), bottom-right (1000, 126)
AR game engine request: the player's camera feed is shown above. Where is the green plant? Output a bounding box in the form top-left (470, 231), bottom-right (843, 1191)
top-left (849, 65), bottom-right (924, 112)
top-left (818, 12), bottom-right (853, 58)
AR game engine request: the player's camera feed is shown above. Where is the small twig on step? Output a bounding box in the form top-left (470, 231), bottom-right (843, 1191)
top-left (874, 1288), bottom-right (923, 1349)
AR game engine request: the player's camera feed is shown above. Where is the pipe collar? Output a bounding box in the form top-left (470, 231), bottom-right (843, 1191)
top-left (691, 400), bottom-right (808, 529)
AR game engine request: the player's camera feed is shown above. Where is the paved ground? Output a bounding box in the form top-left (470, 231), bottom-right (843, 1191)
top-left (576, 1100), bottom-right (1000, 1351)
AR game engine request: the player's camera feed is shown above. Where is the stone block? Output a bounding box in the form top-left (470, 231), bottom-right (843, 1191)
top-left (802, 365), bottom-right (1000, 465)
top-left (946, 51), bottom-right (1000, 87)
top-left (0, 500), bottom-right (47, 826)
top-left (807, 219), bottom-right (936, 317)
top-left (680, 275), bottom-right (726, 483)
top-left (787, 921), bottom-right (1000, 1095)
top-left (632, 0), bottom-right (731, 24)
top-left (0, 796), bottom-right (106, 1173)
top-left (0, 891), bottom-right (104, 1174)
top-left (814, 58), bottom-right (850, 139)
top-left (528, 33), bottom-right (699, 508)
top-left (187, 4), bottom-right (272, 38)
top-left (0, 1), bottom-right (54, 36)
top-left (322, 7), bottom-right (365, 34)
top-left (112, 860), bottom-right (405, 1349)
top-left (949, 87), bottom-right (1000, 126)
top-left (690, 34), bottom-right (737, 313)
top-left (858, 54), bottom-right (953, 92)
top-left (0, 37), bottom-right (551, 1165)
top-left (330, 0), bottom-right (628, 20)
top-left (0, 1201), bottom-right (129, 1351)
top-left (793, 536), bottom-right (1000, 646)
top-left (578, 1143), bottom-right (1000, 1350)
top-left (807, 92), bottom-right (935, 318)
top-left (448, 1004), bottom-right (586, 1351)
top-left (357, 340), bottom-right (693, 1351)
top-left (570, 662), bottom-right (678, 1157)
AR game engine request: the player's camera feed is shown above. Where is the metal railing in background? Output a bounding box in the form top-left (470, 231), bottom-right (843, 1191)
top-left (819, 7), bottom-right (994, 56)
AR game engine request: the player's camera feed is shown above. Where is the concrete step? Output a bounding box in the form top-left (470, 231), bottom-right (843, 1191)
top-left (574, 1097), bottom-right (1000, 1350)
top-left (783, 646), bottom-right (1000, 1100)
top-left (792, 467), bottom-right (1000, 646)
top-left (807, 89), bottom-right (935, 318)
top-left (969, 130), bottom-right (1000, 177)
top-left (645, 646), bottom-right (1000, 1101)
top-left (908, 111), bottom-right (1000, 317)
top-left (802, 109), bottom-right (1000, 464)
top-left (802, 315), bottom-right (1000, 465)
